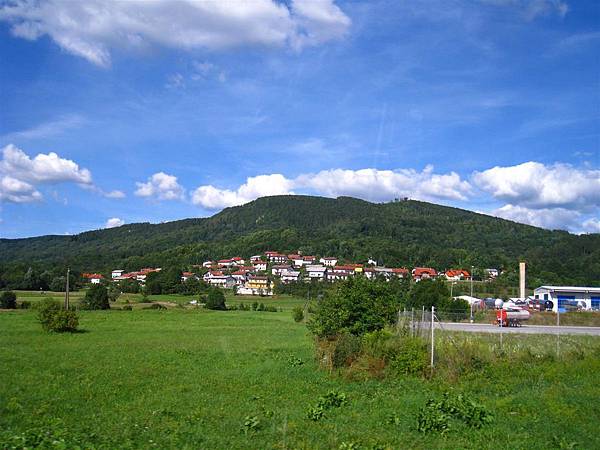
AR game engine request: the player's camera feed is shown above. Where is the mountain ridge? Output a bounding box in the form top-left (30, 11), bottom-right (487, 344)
top-left (1, 195), bottom-right (599, 286)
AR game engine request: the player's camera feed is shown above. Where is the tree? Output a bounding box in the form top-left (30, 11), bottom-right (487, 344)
top-left (308, 277), bottom-right (401, 338)
top-left (406, 278), bottom-right (450, 311)
top-left (204, 288), bottom-right (226, 310)
top-left (36, 297), bottom-right (78, 332)
top-left (0, 291), bottom-right (17, 309)
top-left (80, 284), bottom-right (110, 310)
top-left (107, 283), bottom-right (121, 302)
top-left (119, 278), bottom-right (140, 294)
top-left (49, 276), bottom-right (67, 292)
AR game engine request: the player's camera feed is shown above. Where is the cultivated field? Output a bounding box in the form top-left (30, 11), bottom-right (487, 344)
top-left (1, 308), bottom-right (599, 449)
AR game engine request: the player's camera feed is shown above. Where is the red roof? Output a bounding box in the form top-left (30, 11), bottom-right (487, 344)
top-left (209, 271), bottom-right (224, 276)
top-left (392, 268), bottom-right (409, 274)
top-left (231, 257), bottom-right (243, 261)
top-left (218, 259), bottom-right (232, 263)
top-left (182, 272), bottom-right (194, 277)
top-left (413, 267), bottom-right (437, 277)
top-left (322, 257), bottom-right (337, 260)
top-left (231, 270), bottom-right (246, 276)
top-left (83, 273), bottom-right (104, 279)
top-left (288, 254), bottom-right (302, 260)
top-left (446, 269), bottom-right (470, 278)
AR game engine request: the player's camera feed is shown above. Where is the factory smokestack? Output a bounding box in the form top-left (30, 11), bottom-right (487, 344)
top-left (519, 262), bottom-right (526, 300)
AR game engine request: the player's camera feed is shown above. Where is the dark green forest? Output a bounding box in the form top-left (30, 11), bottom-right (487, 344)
top-left (1, 195), bottom-right (599, 289)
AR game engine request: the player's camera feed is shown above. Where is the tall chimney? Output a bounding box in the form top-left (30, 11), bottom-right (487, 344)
top-left (519, 262), bottom-right (526, 299)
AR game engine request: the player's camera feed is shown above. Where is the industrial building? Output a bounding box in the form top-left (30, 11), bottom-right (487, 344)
top-left (533, 286), bottom-right (600, 312)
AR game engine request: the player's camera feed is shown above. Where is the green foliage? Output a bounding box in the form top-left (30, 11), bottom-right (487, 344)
top-left (292, 306), bottom-right (304, 322)
top-left (80, 284), bottom-right (110, 310)
top-left (389, 338), bottom-right (429, 376)
top-left (307, 390), bottom-right (348, 421)
top-left (308, 277), bottom-right (401, 338)
top-left (36, 298), bottom-right (78, 332)
top-left (241, 415), bottom-right (260, 435)
top-left (416, 392), bottom-right (494, 433)
top-left (0, 290), bottom-right (17, 309)
top-left (332, 332), bottom-right (362, 368)
top-left (2, 196), bottom-right (598, 290)
top-left (205, 288), bottom-right (226, 310)
top-left (107, 283), bottom-right (121, 302)
top-left (407, 278), bottom-right (450, 310)
top-left (119, 278), bottom-right (140, 293)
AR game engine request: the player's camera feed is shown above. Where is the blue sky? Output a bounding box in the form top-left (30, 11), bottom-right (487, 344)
top-left (0, 0), bottom-right (598, 238)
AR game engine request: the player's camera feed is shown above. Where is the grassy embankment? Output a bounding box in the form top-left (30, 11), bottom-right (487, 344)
top-left (1, 307), bottom-right (600, 449)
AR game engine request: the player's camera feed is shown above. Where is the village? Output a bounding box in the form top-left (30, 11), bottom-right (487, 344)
top-left (82, 250), bottom-right (498, 297)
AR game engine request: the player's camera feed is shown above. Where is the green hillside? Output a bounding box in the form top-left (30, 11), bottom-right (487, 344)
top-left (1, 195), bottom-right (599, 287)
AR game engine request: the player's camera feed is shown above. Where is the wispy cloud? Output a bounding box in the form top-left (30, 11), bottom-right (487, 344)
top-left (1, 114), bottom-right (85, 142)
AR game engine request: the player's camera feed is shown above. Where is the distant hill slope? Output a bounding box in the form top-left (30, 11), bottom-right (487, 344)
top-left (1, 195), bottom-right (599, 286)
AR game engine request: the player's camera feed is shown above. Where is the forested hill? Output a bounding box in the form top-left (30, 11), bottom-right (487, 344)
top-left (1, 195), bottom-right (599, 286)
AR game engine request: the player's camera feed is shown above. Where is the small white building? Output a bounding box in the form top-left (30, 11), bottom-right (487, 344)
top-left (533, 286), bottom-right (600, 312)
top-left (281, 269), bottom-right (301, 284)
top-left (320, 257), bottom-right (338, 267)
top-left (253, 261), bottom-right (268, 272)
top-left (202, 261), bottom-right (215, 268)
top-left (203, 271), bottom-right (236, 289)
top-left (305, 265), bottom-right (327, 280)
top-left (111, 270), bottom-right (124, 279)
top-left (272, 265), bottom-right (292, 277)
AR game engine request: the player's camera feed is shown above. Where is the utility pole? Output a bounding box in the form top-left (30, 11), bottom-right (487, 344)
top-left (65, 268), bottom-right (70, 310)
top-left (470, 265), bottom-right (474, 297)
top-left (430, 306), bottom-right (435, 369)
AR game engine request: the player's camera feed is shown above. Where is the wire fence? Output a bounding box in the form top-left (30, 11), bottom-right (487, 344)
top-left (396, 306), bottom-right (599, 370)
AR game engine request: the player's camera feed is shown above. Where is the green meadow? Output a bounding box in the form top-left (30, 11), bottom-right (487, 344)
top-left (1, 308), bottom-right (599, 449)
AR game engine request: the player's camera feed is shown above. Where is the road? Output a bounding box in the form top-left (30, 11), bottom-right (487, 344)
top-left (437, 322), bottom-right (600, 336)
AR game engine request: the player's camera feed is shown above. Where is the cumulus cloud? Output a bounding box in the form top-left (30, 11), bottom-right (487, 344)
top-left (581, 218), bottom-right (600, 234)
top-left (192, 174), bottom-right (294, 209)
top-left (473, 162), bottom-right (600, 211)
top-left (490, 204), bottom-right (582, 230)
top-left (298, 166), bottom-right (472, 202)
top-left (0, 175), bottom-right (42, 203)
top-left (191, 167), bottom-right (471, 210)
top-left (135, 172), bottom-right (185, 201)
top-left (105, 217), bottom-right (125, 228)
top-left (1, 144), bottom-right (92, 185)
top-left (0, 0), bottom-right (351, 67)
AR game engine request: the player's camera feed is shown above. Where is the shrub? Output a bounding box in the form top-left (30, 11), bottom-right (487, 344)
top-left (205, 289), bottom-right (226, 310)
top-left (332, 332), bottom-right (362, 368)
top-left (0, 291), bottom-right (17, 309)
top-left (292, 306), bottom-right (304, 322)
top-left (122, 305), bottom-right (133, 311)
top-left (252, 301), bottom-right (259, 311)
top-left (417, 392), bottom-right (493, 433)
top-left (308, 277), bottom-right (401, 338)
top-left (80, 284), bottom-right (110, 310)
top-left (19, 300), bottom-right (31, 309)
top-left (389, 337), bottom-right (429, 376)
top-left (36, 298), bottom-right (78, 332)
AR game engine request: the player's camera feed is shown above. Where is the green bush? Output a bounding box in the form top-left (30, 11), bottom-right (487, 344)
top-left (417, 392), bottom-right (493, 433)
top-left (36, 298), bottom-right (78, 332)
top-left (292, 306), bottom-right (304, 322)
top-left (332, 332), bottom-right (362, 368)
top-left (0, 291), bottom-right (17, 309)
top-left (205, 289), bottom-right (226, 310)
top-left (19, 300), bottom-right (31, 309)
top-left (122, 305), bottom-right (133, 311)
top-left (80, 284), bottom-right (110, 310)
top-left (389, 337), bottom-right (429, 376)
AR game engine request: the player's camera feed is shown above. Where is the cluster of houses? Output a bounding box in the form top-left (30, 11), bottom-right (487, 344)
top-left (195, 251), bottom-right (494, 296)
top-left (81, 251), bottom-right (499, 297)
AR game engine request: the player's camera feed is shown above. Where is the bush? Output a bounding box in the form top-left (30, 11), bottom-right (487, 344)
top-left (80, 284), bottom-right (110, 310)
top-left (332, 332), bottom-right (362, 368)
top-left (417, 392), bottom-right (493, 433)
top-left (205, 289), bottom-right (226, 310)
top-left (308, 277), bottom-right (401, 338)
top-left (122, 305), bottom-right (133, 311)
top-left (36, 298), bottom-right (78, 332)
top-left (19, 300), bottom-right (31, 309)
top-left (389, 337), bottom-right (429, 376)
top-left (0, 291), bottom-right (17, 309)
top-left (292, 306), bottom-right (304, 322)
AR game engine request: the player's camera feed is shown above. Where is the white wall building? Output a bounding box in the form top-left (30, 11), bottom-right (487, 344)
top-left (111, 270), bottom-right (124, 279)
top-left (320, 257), bottom-right (338, 267)
top-left (533, 286), bottom-right (600, 312)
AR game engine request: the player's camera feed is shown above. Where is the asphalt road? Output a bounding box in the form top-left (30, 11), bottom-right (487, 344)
top-left (438, 322), bottom-right (600, 336)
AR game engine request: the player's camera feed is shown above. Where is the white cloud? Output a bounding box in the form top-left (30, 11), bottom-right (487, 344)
top-left (0, 0), bottom-right (351, 67)
top-left (105, 217), bottom-right (125, 228)
top-left (473, 162), bottom-right (600, 211)
top-left (490, 204), bottom-right (581, 230)
top-left (1, 114), bottom-right (85, 141)
top-left (482, 0), bottom-right (568, 19)
top-left (581, 218), bottom-right (600, 234)
top-left (0, 175), bottom-right (42, 203)
top-left (192, 174), bottom-right (294, 209)
top-left (297, 166), bottom-right (472, 202)
top-left (191, 167), bottom-right (471, 210)
top-left (1, 144), bottom-right (92, 185)
top-left (104, 190), bottom-right (126, 199)
top-left (135, 172), bottom-right (185, 201)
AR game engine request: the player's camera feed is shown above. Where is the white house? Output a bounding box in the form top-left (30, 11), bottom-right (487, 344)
top-left (306, 265), bottom-right (327, 280)
top-left (231, 257), bottom-right (245, 266)
top-left (111, 270), bottom-right (124, 279)
top-left (281, 269), bottom-right (301, 284)
top-left (533, 286), bottom-right (600, 312)
top-left (485, 268), bottom-right (500, 279)
top-left (327, 271), bottom-right (349, 282)
top-left (253, 261), bottom-right (268, 272)
top-left (203, 271), bottom-right (236, 288)
top-left (202, 261), bottom-right (215, 268)
top-left (181, 272), bottom-right (198, 282)
top-left (320, 257), bottom-right (338, 267)
top-left (272, 265), bottom-right (292, 276)
top-left (230, 270), bottom-right (248, 286)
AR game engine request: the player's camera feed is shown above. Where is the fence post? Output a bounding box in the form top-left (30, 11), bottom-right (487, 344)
top-left (430, 305), bottom-right (435, 369)
top-left (556, 307), bottom-right (560, 358)
top-left (411, 308), bottom-right (415, 338)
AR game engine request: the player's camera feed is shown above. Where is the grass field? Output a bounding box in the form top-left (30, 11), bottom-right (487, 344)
top-left (1, 308), bottom-right (600, 449)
